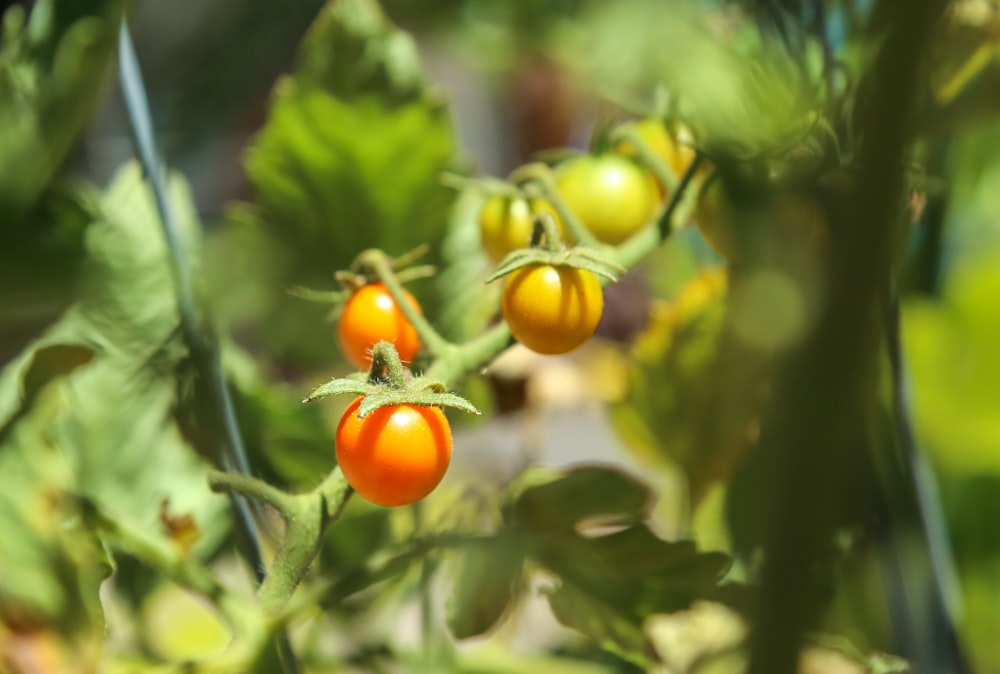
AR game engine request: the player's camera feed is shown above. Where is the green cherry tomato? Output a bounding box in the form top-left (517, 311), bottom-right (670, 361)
top-left (501, 264), bottom-right (604, 355)
top-left (554, 154), bottom-right (659, 245)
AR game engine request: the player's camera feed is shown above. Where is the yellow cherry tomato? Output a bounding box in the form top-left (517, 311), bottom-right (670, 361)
top-left (501, 264), bottom-right (604, 355)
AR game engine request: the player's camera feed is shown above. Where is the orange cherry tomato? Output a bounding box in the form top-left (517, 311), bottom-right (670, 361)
top-left (336, 397), bottom-right (453, 507)
top-left (338, 283), bottom-right (421, 369)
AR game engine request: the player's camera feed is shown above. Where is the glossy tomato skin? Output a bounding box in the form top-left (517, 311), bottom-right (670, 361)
top-left (555, 154), bottom-right (659, 245)
top-left (479, 195), bottom-right (566, 264)
top-left (502, 264), bottom-right (603, 355)
top-left (336, 397), bottom-right (452, 507)
top-left (338, 283), bottom-right (421, 370)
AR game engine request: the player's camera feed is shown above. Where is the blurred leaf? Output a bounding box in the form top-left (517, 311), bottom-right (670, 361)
top-left (0, 162), bottom-right (229, 580)
top-left (610, 269), bottom-right (752, 503)
top-left (547, 582), bottom-right (652, 667)
top-left (296, 0), bottom-right (426, 102)
top-left (495, 465), bottom-right (730, 662)
top-left (904, 244), bottom-right (1000, 473)
top-left (446, 535), bottom-right (523, 639)
top-left (556, 0), bottom-right (823, 158)
top-left (502, 464), bottom-right (654, 534)
top-left (141, 582), bottom-right (231, 661)
top-left (0, 0), bottom-right (124, 221)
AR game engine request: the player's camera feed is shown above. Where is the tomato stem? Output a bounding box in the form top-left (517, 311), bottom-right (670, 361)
top-left (356, 249), bottom-right (455, 358)
top-left (208, 470), bottom-right (298, 520)
top-left (512, 163), bottom-right (602, 249)
top-left (369, 340), bottom-right (408, 388)
top-left (656, 151), bottom-right (706, 242)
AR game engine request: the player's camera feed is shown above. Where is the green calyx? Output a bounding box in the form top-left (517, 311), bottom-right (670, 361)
top-left (485, 213), bottom-right (624, 285)
top-left (303, 340), bottom-right (480, 418)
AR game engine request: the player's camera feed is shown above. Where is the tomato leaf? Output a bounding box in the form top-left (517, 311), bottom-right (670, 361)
top-left (0, 163), bottom-right (230, 575)
top-left (546, 581), bottom-right (653, 668)
top-left (0, 0), bottom-right (124, 221)
top-left (501, 465), bottom-right (654, 534)
top-left (446, 535), bottom-right (524, 639)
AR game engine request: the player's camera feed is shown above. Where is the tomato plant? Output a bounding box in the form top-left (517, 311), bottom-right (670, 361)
top-left (554, 153), bottom-right (659, 245)
top-left (337, 282), bottom-right (421, 369)
top-left (335, 396), bottom-right (452, 507)
top-left (478, 195), bottom-right (564, 263)
top-left (501, 263), bottom-right (604, 354)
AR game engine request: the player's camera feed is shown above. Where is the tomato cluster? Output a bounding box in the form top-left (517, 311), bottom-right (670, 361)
top-left (476, 117), bottom-right (705, 358)
top-left (326, 119), bottom-right (706, 509)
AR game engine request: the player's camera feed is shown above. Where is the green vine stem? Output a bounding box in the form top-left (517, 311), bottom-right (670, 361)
top-left (254, 466), bottom-right (354, 615)
top-left (354, 249), bottom-right (455, 359)
top-left (511, 163), bottom-right (603, 249)
top-left (208, 470), bottom-right (298, 521)
top-left (611, 125), bottom-right (679, 192)
top-left (656, 151), bottom-right (705, 241)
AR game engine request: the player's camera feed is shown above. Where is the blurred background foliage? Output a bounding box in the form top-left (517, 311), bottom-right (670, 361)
top-left (1, 0), bottom-right (1000, 672)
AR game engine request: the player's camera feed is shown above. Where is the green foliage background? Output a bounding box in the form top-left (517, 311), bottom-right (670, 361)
top-left (1, 0), bottom-right (1000, 672)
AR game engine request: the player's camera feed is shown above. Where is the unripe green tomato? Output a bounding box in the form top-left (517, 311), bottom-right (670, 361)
top-left (554, 154), bottom-right (659, 245)
top-left (478, 195), bottom-right (565, 264)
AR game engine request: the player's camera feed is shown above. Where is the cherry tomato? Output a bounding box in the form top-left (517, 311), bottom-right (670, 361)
top-left (615, 119), bottom-right (706, 196)
top-left (478, 195), bottom-right (566, 264)
top-left (338, 283), bottom-right (421, 369)
top-left (554, 154), bottom-right (659, 245)
top-left (501, 264), bottom-right (604, 354)
top-left (336, 397), bottom-right (452, 507)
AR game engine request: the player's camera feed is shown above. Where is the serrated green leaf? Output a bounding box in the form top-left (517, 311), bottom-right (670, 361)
top-left (502, 465), bottom-right (654, 534)
top-left (446, 536), bottom-right (523, 639)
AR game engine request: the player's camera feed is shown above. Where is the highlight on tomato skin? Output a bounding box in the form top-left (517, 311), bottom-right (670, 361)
top-left (337, 283), bottom-right (422, 370)
top-left (501, 263), bottom-right (604, 355)
top-left (335, 396), bottom-right (453, 507)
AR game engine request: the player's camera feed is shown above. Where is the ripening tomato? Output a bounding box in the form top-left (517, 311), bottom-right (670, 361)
top-left (338, 283), bottom-right (421, 369)
top-left (554, 154), bottom-right (659, 245)
top-left (478, 195), bottom-right (566, 264)
top-left (615, 119), bottom-right (707, 197)
top-left (336, 397), bottom-right (452, 507)
top-left (501, 264), bottom-right (604, 354)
